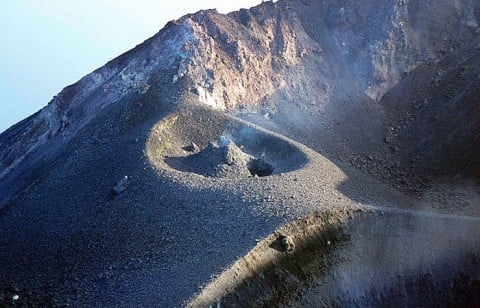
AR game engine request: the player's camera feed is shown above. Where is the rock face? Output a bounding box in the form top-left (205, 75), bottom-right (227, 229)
top-left (2, 0), bottom-right (479, 200)
top-left (179, 0), bottom-right (480, 188)
top-left (1, 0), bottom-right (480, 306)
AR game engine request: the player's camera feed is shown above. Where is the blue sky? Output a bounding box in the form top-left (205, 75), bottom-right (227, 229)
top-left (0, 0), bottom-right (263, 133)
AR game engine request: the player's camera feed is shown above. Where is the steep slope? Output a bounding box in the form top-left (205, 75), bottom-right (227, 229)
top-left (1, 0), bottom-right (480, 306)
top-left (2, 0), bottom-right (480, 208)
top-left (190, 209), bottom-right (480, 307)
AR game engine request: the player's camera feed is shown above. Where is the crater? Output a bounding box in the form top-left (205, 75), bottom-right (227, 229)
top-left (189, 209), bottom-right (480, 307)
top-left (166, 138), bottom-right (277, 178)
top-left (247, 158), bottom-right (274, 177)
top-left (146, 105), bottom-right (309, 179)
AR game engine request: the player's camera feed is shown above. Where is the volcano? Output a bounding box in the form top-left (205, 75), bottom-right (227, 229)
top-left (1, 0), bottom-right (480, 306)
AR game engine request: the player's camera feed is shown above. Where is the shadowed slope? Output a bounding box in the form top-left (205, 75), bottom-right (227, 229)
top-left (190, 208), bottom-right (480, 307)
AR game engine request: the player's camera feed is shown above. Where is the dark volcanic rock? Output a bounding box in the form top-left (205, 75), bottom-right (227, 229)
top-left (167, 139), bottom-right (275, 178)
top-left (186, 140), bottom-right (254, 178)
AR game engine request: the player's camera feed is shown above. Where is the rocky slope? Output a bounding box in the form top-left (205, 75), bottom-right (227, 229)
top-left (1, 0), bottom-right (480, 306)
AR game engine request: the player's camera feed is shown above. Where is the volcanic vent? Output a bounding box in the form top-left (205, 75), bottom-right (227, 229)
top-left (147, 104), bottom-right (309, 179)
top-left (173, 139), bottom-right (274, 178)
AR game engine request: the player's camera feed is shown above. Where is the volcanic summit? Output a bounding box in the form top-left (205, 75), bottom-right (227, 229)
top-left (1, 0), bottom-right (480, 306)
